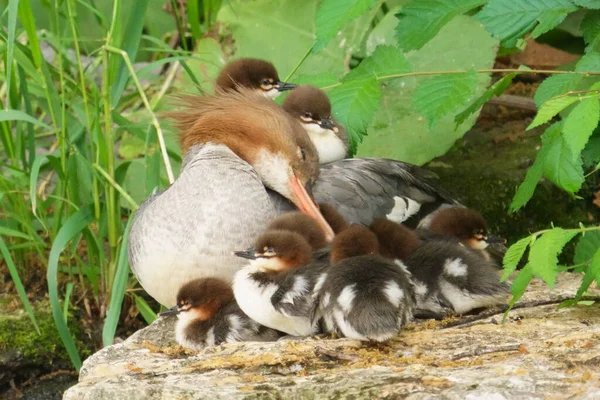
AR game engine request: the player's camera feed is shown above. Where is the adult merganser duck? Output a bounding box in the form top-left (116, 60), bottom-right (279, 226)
top-left (214, 58), bottom-right (460, 228)
top-left (216, 58), bottom-right (296, 99)
top-left (128, 89), bottom-right (334, 307)
top-left (160, 278), bottom-right (281, 350)
top-left (232, 228), bottom-right (329, 336)
top-left (318, 225), bottom-right (416, 341)
top-left (282, 85), bottom-right (349, 164)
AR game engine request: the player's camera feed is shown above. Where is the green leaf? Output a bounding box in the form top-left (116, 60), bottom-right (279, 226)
top-left (508, 264), bottom-right (534, 308)
top-left (357, 15), bottom-right (498, 165)
top-left (528, 96), bottom-right (580, 129)
top-left (0, 236), bottom-right (40, 334)
top-left (542, 128), bottom-right (584, 194)
top-left (574, 230), bottom-right (600, 265)
top-left (394, 0), bottom-right (486, 51)
top-left (573, 248), bottom-right (600, 300)
top-left (501, 236), bottom-right (532, 281)
top-left (563, 97), bottom-right (600, 156)
top-left (573, 0), bottom-right (600, 9)
top-left (0, 226), bottom-right (33, 240)
top-left (528, 228), bottom-right (578, 287)
top-left (534, 74), bottom-right (582, 107)
top-left (133, 294), bottom-right (157, 325)
top-left (455, 70), bottom-right (519, 127)
top-left (47, 206), bottom-right (95, 371)
top-left (582, 132), bottom-right (600, 166)
top-left (575, 51), bottom-right (600, 72)
top-left (293, 73), bottom-right (340, 88)
top-left (329, 78), bottom-right (382, 150)
top-left (314, 0), bottom-right (378, 52)
top-left (6, 0), bottom-right (19, 99)
top-left (413, 70), bottom-right (478, 128)
top-left (476, 0), bottom-right (577, 47)
top-left (344, 45), bottom-right (411, 81)
top-left (510, 122), bottom-right (560, 211)
top-left (0, 110), bottom-right (51, 129)
top-left (581, 10), bottom-right (600, 52)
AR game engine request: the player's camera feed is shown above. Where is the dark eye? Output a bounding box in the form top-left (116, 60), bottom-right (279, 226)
top-left (261, 79), bottom-right (270, 85)
top-left (301, 148), bottom-right (307, 161)
top-left (303, 112), bottom-right (311, 118)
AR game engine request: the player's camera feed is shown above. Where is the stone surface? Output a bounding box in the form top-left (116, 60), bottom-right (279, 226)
top-left (64, 273), bottom-right (600, 399)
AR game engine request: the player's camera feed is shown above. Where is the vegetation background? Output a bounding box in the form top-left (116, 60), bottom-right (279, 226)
top-left (0, 0), bottom-right (599, 396)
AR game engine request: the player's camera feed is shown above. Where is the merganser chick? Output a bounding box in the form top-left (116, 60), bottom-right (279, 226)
top-left (369, 218), bottom-right (421, 262)
top-left (128, 88), bottom-right (334, 306)
top-left (216, 58), bottom-right (296, 99)
top-left (318, 203), bottom-right (349, 234)
top-left (160, 278), bottom-right (281, 350)
top-left (282, 85), bottom-right (349, 164)
top-left (266, 212), bottom-right (327, 251)
top-left (318, 226), bottom-right (416, 342)
top-left (232, 229), bottom-right (329, 336)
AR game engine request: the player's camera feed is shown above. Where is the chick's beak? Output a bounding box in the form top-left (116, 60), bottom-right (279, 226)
top-left (159, 305), bottom-right (180, 316)
top-left (275, 81), bottom-right (297, 92)
top-left (233, 248), bottom-right (259, 260)
top-left (319, 118), bottom-right (335, 130)
top-left (289, 175), bottom-right (335, 242)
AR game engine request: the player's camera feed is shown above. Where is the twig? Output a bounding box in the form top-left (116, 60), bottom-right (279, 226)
top-left (450, 344), bottom-right (521, 361)
top-left (441, 296), bottom-right (599, 329)
top-left (488, 95), bottom-right (537, 111)
top-left (314, 346), bottom-right (359, 362)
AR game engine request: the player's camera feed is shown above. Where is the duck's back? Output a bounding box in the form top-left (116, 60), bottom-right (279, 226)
top-left (128, 144), bottom-right (279, 306)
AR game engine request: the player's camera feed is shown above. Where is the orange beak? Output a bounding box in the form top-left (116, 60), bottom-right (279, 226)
top-left (289, 175), bottom-right (335, 242)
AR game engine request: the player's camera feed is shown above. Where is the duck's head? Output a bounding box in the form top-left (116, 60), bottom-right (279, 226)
top-left (369, 219), bottom-right (420, 261)
top-left (160, 278), bottom-right (233, 322)
top-left (330, 225), bottom-right (379, 264)
top-left (267, 212), bottom-right (327, 250)
top-left (168, 89), bottom-right (333, 241)
top-left (216, 58), bottom-right (296, 99)
top-left (428, 207), bottom-right (505, 250)
top-left (234, 230), bottom-right (313, 272)
top-left (282, 85), bottom-right (340, 134)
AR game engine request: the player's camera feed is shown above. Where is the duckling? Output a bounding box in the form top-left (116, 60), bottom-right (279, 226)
top-left (369, 218), bottom-right (421, 262)
top-left (318, 202), bottom-right (349, 235)
top-left (216, 58), bottom-right (296, 98)
top-left (318, 225), bottom-right (416, 342)
top-left (266, 211), bottom-right (328, 251)
top-left (232, 229), bottom-right (329, 336)
top-left (282, 85), bottom-right (349, 164)
top-left (160, 278), bottom-right (281, 350)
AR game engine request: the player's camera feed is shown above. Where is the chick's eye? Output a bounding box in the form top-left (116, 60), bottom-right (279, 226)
top-left (261, 79), bottom-right (270, 85)
top-left (304, 112), bottom-right (311, 118)
top-left (300, 148), bottom-right (307, 161)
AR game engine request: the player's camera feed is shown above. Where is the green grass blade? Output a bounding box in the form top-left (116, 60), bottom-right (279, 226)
top-left (0, 226), bottom-right (33, 240)
top-left (133, 294), bottom-right (157, 325)
top-left (17, 0), bottom-right (42, 68)
top-left (47, 205), bottom-right (95, 371)
top-left (188, 0), bottom-right (202, 39)
top-left (6, 0), bottom-right (19, 102)
top-left (0, 109), bottom-right (52, 129)
top-left (0, 235), bottom-right (41, 334)
top-left (18, 66), bottom-right (36, 171)
top-left (62, 282), bottom-right (74, 324)
top-left (110, 0), bottom-right (151, 104)
top-left (102, 216), bottom-right (134, 347)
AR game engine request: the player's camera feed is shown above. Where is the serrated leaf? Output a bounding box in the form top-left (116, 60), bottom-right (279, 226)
top-left (509, 264), bottom-right (534, 307)
top-left (573, 0), bottom-right (600, 9)
top-left (510, 122), bottom-right (560, 211)
top-left (314, 0), bottom-right (378, 52)
top-left (575, 51), bottom-right (600, 72)
top-left (543, 128), bottom-right (585, 194)
top-left (329, 78), bottom-right (382, 149)
top-left (528, 228), bottom-right (578, 287)
top-left (574, 248), bottom-right (600, 300)
top-left (394, 0), bottom-right (485, 51)
top-left (413, 70), bottom-right (478, 128)
top-left (582, 132), bottom-right (600, 166)
top-left (563, 97), bottom-right (600, 156)
top-left (344, 45), bottom-right (411, 81)
top-left (528, 96), bottom-right (580, 129)
top-left (455, 70), bottom-right (519, 127)
top-left (502, 236), bottom-right (532, 281)
top-left (574, 230), bottom-right (600, 265)
top-left (534, 74), bottom-right (582, 107)
top-left (293, 73), bottom-right (340, 88)
top-left (581, 10), bottom-right (600, 52)
top-left (476, 0), bottom-right (577, 47)
top-left (531, 9), bottom-right (570, 38)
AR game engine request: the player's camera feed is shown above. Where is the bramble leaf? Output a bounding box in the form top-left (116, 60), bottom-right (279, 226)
top-left (542, 128), bottom-right (585, 194)
top-left (573, 248), bottom-right (600, 300)
top-left (528, 228), bottom-right (578, 287)
top-left (574, 230), bottom-right (600, 265)
top-left (575, 51), bottom-right (600, 72)
top-left (476, 0), bottom-right (577, 47)
top-left (581, 10), bottom-right (600, 52)
top-left (534, 74), bottom-right (582, 107)
top-left (293, 73), bottom-right (340, 88)
top-left (573, 0), bottom-right (600, 9)
top-left (413, 70), bottom-right (478, 128)
top-left (508, 264), bottom-right (534, 307)
top-left (344, 45), bottom-right (411, 81)
top-left (563, 96), bottom-right (600, 156)
top-left (502, 236), bottom-right (532, 281)
top-left (314, 0), bottom-right (378, 52)
top-left (394, 0), bottom-right (485, 51)
top-left (528, 96), bottom-right (580, 129)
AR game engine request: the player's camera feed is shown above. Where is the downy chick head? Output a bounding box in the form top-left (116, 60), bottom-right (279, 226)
top-left (267, 212), bottom-right (327, 250)
top-left (428, 207), bottom-right (505, 250)
top-left (330, 225), bottom-right (379, 264)
top-left (369, 219), bottom-right (421, 261)
top-left (216, 58), bottom-right (296, 99)
top-left (161, 278), bottom-right (234, 323)
top-left (234, 230), bottom-right (313, 272)
top-left (318, 203), bottom-right (349, 234)
top-left (167, 88), bottom-right (333, 240)
top-left (282, 85), bottom-right (348, 163)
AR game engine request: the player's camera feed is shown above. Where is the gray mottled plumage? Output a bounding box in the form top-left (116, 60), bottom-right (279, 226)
top-left (128, 144), bottom-right (284, 307)
top-left (318, 255), bottom-right (416, 341)
top-left (404, 240), bottom-right (510, 318)
top-left (313, 158), bottom-right (459, 228)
